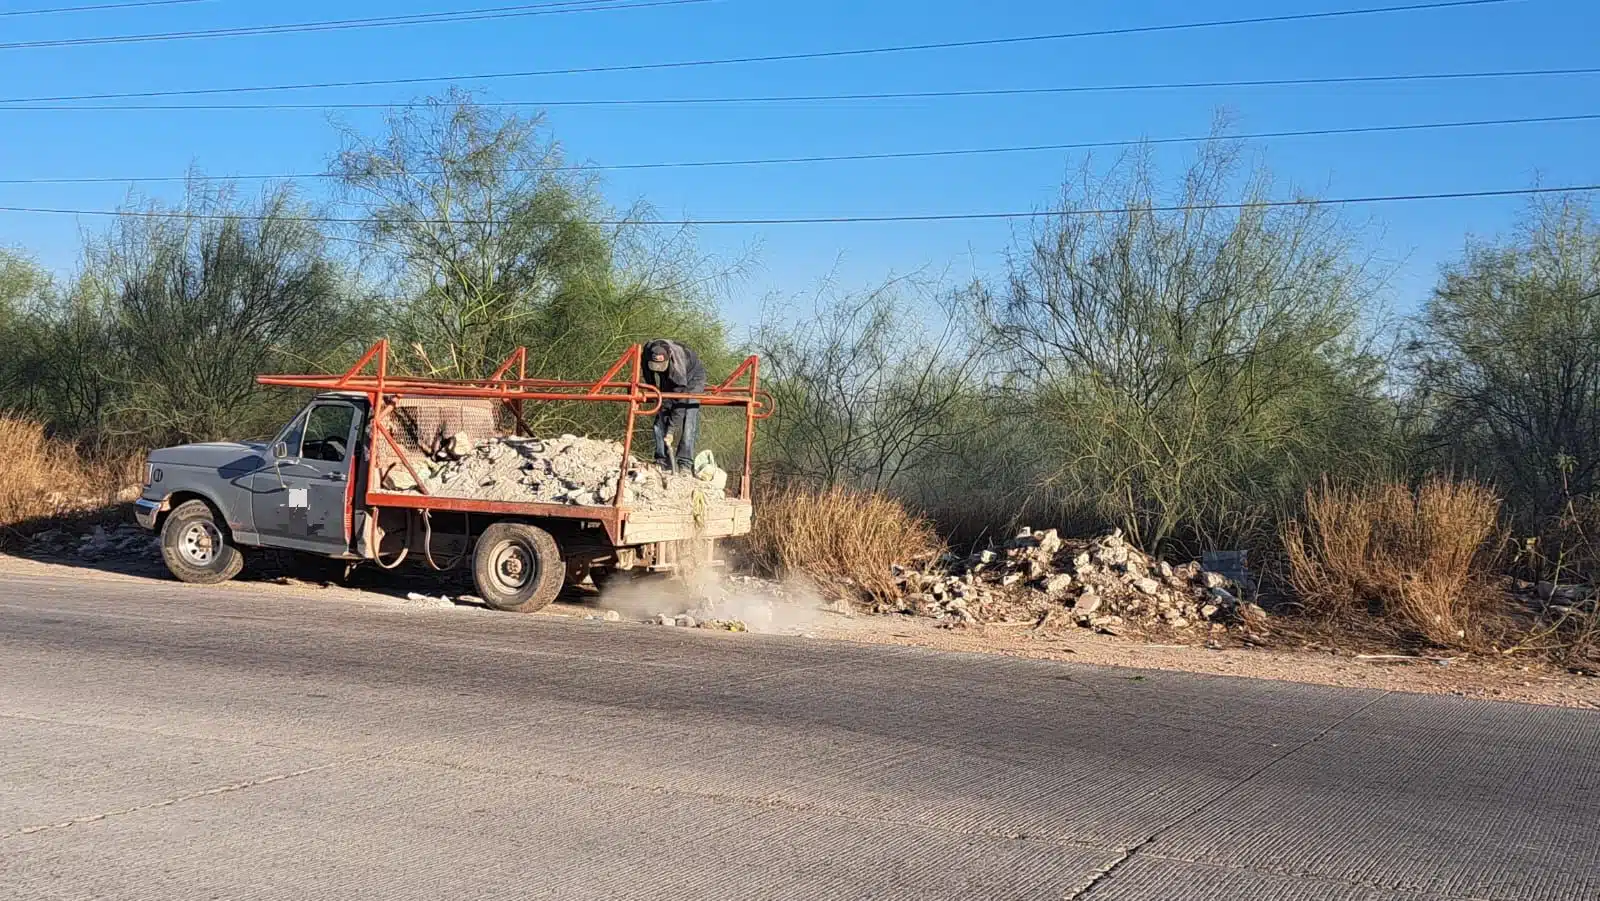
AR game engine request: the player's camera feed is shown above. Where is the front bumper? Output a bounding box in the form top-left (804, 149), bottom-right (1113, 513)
top-left (133, 497), bottom-right (165, 531)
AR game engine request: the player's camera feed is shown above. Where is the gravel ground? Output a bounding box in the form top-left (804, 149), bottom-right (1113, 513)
top-left (804, 613), bottom-right (1598, 708)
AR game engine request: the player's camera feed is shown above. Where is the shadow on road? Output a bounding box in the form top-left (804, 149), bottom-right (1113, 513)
top-left (2, 502), bottom-right (609, 609)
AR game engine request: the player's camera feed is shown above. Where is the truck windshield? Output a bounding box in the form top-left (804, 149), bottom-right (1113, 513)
top-left (301, 404), bottom-right (355, 463)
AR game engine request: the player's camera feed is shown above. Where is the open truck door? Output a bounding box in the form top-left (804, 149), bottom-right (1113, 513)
top-left (249, 398), bottom-right (364, 556)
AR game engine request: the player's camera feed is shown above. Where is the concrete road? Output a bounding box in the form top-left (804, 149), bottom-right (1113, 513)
top-left (1, 569), bottom-right (1596, 901)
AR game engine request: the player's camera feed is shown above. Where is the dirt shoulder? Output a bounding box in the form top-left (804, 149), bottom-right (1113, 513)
top-left (1, 550), bottom-right (1593, 709)
top-left (808, 613), bottom-right (1598, 708)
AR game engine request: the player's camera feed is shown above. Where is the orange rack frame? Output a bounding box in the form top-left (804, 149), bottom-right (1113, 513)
top-left (257, 339), bottom-right (771, 545)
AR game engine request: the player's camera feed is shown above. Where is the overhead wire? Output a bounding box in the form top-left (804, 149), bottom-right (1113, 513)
top-left (0, 0), bottom-right (1516, 97)
top-left (3, 111), bottom-right (1596, 185)
top-left (1, 184), bottom-right (1595, 227)
top-left (0, 0), bottom-right (208, 18)
top-left (7, 66), bottom-right (1597, 111)
top-left (0, 0), bottom-right (705, 52)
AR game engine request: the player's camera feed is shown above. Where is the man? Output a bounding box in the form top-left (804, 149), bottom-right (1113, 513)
top-left (641, 338), bottom-right (706, 472)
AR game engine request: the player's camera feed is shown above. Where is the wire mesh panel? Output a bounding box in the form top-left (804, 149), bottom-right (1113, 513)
top-left (375, 398), bottom-right (500, 492)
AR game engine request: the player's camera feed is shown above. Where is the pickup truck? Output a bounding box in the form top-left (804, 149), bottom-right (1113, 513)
top-left (134, 341), bottom-right (764, 612)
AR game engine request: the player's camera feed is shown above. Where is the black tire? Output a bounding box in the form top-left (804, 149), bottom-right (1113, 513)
top-left (160, 499), bottom-right (245, 585)
top-left (472, 522), bottom-right (564, 613)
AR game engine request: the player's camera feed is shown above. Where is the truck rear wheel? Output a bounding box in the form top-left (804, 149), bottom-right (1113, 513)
top-left (473, 522), bottom-right (564, 613)
top-left (160, 499), bottom-right (245, 585)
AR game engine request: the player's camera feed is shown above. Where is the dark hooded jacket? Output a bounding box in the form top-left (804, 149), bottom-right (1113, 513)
top-left (642, 339), bottom-right (707, 397)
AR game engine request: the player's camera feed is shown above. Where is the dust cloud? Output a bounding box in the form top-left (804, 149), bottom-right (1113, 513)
top-left (596, 571), bottom-right (836, 635)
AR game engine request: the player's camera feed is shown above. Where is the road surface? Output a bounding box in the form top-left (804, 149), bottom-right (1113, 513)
top-left (2, 567), bottom-right (1596, 900)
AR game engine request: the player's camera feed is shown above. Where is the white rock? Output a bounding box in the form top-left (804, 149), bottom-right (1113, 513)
top-left (1134, 578), bottom-right (1161, 595)
top-left (603, 610), bottom-right (622, 622)
top-left (1037, 529), bottom-right (1062, 556)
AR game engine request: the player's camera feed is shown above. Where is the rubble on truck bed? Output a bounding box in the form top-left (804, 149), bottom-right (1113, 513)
top-left (383, 433), bottom-right (728, 511)
top-left (891, 527), bottom-right (1269, 639)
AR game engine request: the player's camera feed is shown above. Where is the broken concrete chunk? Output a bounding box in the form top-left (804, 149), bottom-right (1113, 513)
top-left (383, 464), bottom-right (418, 492)
top-left (1036, 528), bottom-right (1062, 556)
top-left (1042, 573), bottom-right (1074, 597)
top-left (1208, 586), bottom-right (1239, 606)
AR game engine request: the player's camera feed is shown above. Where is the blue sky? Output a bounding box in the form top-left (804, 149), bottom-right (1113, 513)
top-left (0, 0), bottom-right (1596, 328)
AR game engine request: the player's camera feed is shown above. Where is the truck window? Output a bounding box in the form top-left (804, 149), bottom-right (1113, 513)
top-left (301, 404), bottom-right (356, 463)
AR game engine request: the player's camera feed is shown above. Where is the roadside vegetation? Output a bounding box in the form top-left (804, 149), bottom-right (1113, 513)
top-left (0, 94), bottom-right (1593, 668)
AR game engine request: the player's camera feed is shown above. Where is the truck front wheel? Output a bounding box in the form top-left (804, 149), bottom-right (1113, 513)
top-left (473, 522), bottom-right (564, 613)
top-left (160, 499), bottom-right (245, 585)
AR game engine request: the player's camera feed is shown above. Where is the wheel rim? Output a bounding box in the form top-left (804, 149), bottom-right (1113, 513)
top-left (489, 540), bottom-right (535, 594)
top-left (178, 521), bottom-right (223, 567)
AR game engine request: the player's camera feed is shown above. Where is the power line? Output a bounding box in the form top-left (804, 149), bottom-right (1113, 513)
top-left (5, 112), bottom-right (1597, 185)
top-left (0, 0), bottom-right (207, 18)
top-left (0, 0), bottom-right (1515, 97)
top-left (9, 66), bottom-right (1598, 112)
top-left (1, 184), bottom-right (1594, 227)
top-left (0, 0), bottom-right (704, 52)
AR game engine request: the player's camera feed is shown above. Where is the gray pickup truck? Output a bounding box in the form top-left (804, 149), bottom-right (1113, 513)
top-left (135, 390), bottom-right (754, 612)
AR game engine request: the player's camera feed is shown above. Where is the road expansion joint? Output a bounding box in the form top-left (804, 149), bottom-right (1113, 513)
top-left (1, 754), bottom-right (376, 840)
top-left (1062, 690), bottom-right (1395, 900)
top-left (399, 754), bottom-right (1119, 855)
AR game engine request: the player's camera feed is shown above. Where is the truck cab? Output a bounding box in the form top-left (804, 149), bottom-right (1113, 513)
top-left (134, 393), bottom-right (370, 581)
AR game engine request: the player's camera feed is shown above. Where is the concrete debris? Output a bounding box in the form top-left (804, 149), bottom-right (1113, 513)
top-left (406, 434), bottom-right (727, 513)
top-left (891, 527), bottom-right (1260, 637)
top-left (30, 522), bottom-right (158, 560)
top-left (400, 592), bottom-right (456, 609)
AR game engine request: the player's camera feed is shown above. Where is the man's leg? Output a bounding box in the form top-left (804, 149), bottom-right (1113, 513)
top-left (653, 405), bottom-right (676, 468)
top-left (675, 403), bottom-right (700, 471)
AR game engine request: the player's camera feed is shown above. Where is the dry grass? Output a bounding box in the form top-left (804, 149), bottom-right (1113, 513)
top-left (0, 417), bottom-right (139, 539)
top-left (745, 485), bottom-right (943, 606)
top-left (1283, 476), bottom-right (1502, 648)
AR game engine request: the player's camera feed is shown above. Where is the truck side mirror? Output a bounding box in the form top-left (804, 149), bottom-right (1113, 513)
top-left (273, 442), bottom-right (289, 460)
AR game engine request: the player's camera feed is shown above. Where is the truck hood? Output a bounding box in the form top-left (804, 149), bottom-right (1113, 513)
top-left (149, 441), bottom-right (268, 478)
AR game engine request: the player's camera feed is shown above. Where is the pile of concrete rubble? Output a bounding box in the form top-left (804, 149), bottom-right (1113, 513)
top-left (383, 433), bottom-right (725, 510)
top-left (28, 523), bottom-right (157, 561)
top-left (891, 527), bottom-right (1269, 636)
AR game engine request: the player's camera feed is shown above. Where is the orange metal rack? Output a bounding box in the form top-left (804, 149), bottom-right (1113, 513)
top-left (256, 340), bottom-right (771, 546)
